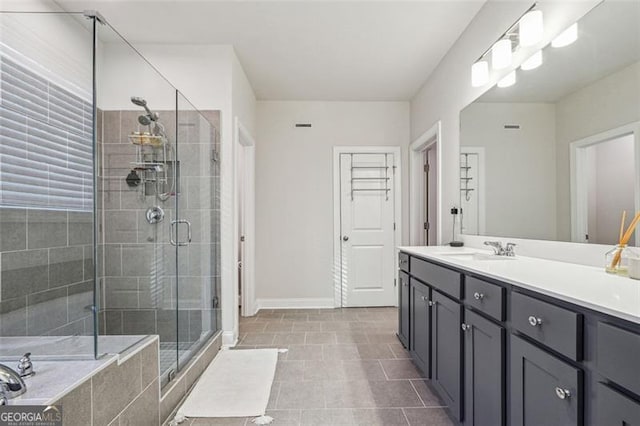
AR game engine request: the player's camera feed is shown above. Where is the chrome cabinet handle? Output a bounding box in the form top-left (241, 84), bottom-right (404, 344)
top-left (428, 300), bottom-right (435, 307)
top-left (461, 323), bottom-right (471, 332)
top-left (555, 387), bottom-right (571, 400)
top-left (343, 235), bottom-right (349, 241)
top-left (528, 316), bottom-right (543, 327)
top-left (170, 220), bottom-right (192, 246)
top-left (420, 296), bottom-right (426, 301)
top-left (473, 292), bottom-right (484, 300)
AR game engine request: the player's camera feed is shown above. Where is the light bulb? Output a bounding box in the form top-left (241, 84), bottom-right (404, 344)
top-left (492, 39), bottom-right (512, 70)
top-left (519, 10), bottom-right (544, 47)
top-left (497, 71), bottom-right (516, 88)
top-left (471, 60), bottom-right (489, 87)
top-left (521, 50), bottom-right (543, 71)
top-left (552, 23), bottom-right (578, 48)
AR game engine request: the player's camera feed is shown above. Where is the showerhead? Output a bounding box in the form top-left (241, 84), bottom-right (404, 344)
top-left (131, 96), bottom-right (159, 123)
top-left (131, 96), bottom-right (147, 108)
top-left (138, 115), bottom-right (152, 126)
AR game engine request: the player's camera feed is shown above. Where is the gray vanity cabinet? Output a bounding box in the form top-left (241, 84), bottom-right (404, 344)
top-left (511, 335), bottom-right (582, 426)
top-left (398, 270), bottom-right (410, 348)
top-left (410, 278), bottom-right (431, 375)
top-left (432, 290), bottom-right (463, 422)
top-left (463, 309), bottom-right (505, 426)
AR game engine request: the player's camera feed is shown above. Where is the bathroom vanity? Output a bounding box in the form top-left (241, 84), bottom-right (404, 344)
top-left (397, 246), bottom-right (640, 426)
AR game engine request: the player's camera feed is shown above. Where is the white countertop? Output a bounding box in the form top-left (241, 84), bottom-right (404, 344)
top-left (399, 245), bottom-right (640, 325)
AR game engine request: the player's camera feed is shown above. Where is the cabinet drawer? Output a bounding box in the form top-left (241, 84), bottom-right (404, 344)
top-left (410, 257), bottom-right (461, 299)
top-left (597, 383), bottom-right (640, 425)
top-left (465, 276), bottom-right (505, 321)
top-left (511, 292), bottom-right (583, 361)
top-left (597, 322), bottom-right (640, 396)
top-left (399, 252), bottom-right (409, 272)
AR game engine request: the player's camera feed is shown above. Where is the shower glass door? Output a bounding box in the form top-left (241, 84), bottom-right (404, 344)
top-left (175, 92), bottom-right (220, 370)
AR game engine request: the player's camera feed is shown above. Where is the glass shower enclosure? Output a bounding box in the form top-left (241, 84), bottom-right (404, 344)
top-left (0, 10), bottom-right (221, 388)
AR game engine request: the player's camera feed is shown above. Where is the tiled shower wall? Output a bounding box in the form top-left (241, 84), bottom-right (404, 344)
top-left (0, 209), bottom-right (94, 337)
top-left (97, 109), bottom-right (221, 348)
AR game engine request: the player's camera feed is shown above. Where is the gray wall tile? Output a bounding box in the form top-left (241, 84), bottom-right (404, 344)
top-left (92, 353), bottom-right (142, 425)
top-left (0, 297), bottom-right (27, 336)
top-left (141, 339), bottom-right (160, 389)
top-left (1, 248), bottom-right (49, 299)
top-left (27, 287), bottom-right (67, 335)
top-left (68, 211), bottom-right (92, 245)
top-left (27, 210), bottom-right (67, 249)
top-left (104, 277), bottom-right (139, 309)
top-left (104, 210), bottom-right (137, 244)
top-left (121, 244), bottom-right (152, 276)
top-left (54, 377), bottom-right (92, 426)
top-left (120, 379), bottom-right (160, 426)
top-left (122, 310), bottom-right (156, 334)
top-left (49, 246), bottom-right (84, 288)
top-left (68, 281), bottom-right (93, 322)
top-left (0, 208), bottom-right (27, 251)
top-left (104, 310), bottom-right (123, 335)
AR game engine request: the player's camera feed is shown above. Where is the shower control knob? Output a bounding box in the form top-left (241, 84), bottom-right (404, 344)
top-left (146, 206), bottom-right (165, 224)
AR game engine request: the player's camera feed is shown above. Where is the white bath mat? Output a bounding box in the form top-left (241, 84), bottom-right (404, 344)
top-left (176, 348), bottom-right (278, 419)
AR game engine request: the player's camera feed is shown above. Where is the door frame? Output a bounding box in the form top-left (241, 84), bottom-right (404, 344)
top-left (234, 117), bottom-right (257, 317)
top-left (410, 121), bottom-right (442, 245)
top-left (332, 146), bottom-right (402, 309)
top-left (570, 121), bottom-right (640, 243)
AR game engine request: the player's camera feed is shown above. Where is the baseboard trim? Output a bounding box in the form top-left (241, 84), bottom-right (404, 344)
top-left (255, 298), bottom-right (335, 311)
top-left (221, 331), bottom-right (237, 348)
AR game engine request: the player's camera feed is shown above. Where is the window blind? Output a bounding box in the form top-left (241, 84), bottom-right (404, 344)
top-left (0, 54), bottom-right (93, 211)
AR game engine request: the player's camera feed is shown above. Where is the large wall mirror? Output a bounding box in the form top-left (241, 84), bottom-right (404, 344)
top-left (460, 1), bottom-right (640, 245)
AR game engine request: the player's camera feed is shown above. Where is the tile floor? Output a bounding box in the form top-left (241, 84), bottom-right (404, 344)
top-left (187, 307), bottom-right (453, 425)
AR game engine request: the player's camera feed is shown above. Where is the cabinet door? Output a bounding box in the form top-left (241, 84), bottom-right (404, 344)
top-left (597, 382), bottom-right (640, 425)
top-left (411, 279), bottom-right (431, 376)
top-left (510, 335), bottom-right (582, 426)
top-left (398, 271), bottom-right (410, 348)
top-left (432, 290), bottom-right (463, 421)
top-left (463, 309), bottom-right (505, 426)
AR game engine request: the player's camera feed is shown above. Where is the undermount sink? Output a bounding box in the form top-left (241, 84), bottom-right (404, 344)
top-left (436, 252), bottom-right (517, 261)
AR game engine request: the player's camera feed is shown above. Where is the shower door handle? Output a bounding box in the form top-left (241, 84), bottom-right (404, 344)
top-left (170, 220), bottom-right (192, 246)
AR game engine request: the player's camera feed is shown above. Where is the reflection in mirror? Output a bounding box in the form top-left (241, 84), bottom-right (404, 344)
top-left (460, 1), bottom-right (640, 244)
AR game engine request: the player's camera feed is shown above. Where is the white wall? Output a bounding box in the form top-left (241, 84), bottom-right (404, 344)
top-left (0, 2), bottom-right (93, 98)
top-left (255, 101), bottom-right (409, 306)
top-left (555, 61), bottom-right (640, 241)
top-left (410, 0), bottom-right (601, 264)
top-left (461, 102), bottom-right (557, 240)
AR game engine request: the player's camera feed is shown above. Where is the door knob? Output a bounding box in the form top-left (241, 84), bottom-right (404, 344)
top-left (342, 236), bottom-right (349, 241)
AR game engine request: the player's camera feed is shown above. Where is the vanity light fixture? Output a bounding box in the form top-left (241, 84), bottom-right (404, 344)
top-left (521, 50), bottom-right (543, 70)
top-left (471, 60), bottom-right (489, 87)
top-left (552, 23), bottom-right (578, 48)
top-left (497, 71), bottom-right (516, 88)
top-left (492, 39), bottom-right (512, 70)
top-left (519, 10), bottom-right (544, 47)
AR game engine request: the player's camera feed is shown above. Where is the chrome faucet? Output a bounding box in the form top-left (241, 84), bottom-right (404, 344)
top-left (0, 363), bottom-right (27, 400)
top-left (484, 241), bottom-right (517, 256)
top-left (484, 241), bottom-right (506, 255)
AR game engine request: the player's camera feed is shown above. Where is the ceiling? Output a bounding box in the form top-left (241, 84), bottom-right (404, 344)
top-left (54, 0), bottom-right (485, 101)
top-left (479, 1), bottom-right (640, 104)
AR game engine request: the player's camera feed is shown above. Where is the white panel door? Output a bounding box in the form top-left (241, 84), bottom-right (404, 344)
top-left (340, 153), bottom-right (395, 307)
